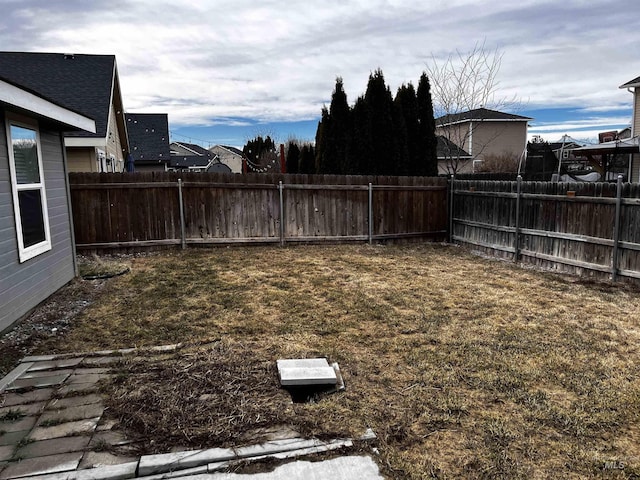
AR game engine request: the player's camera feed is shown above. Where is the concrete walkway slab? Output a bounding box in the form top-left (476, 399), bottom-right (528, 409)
top-left (0, 403), bottom-right (46, 418)
top-left (0, 447), bottom-right (13, 463)
top-left (38, 404), bottom-right (105, 425)
top-left (0, 365), bottom-right (33, 394)
top-left (0, 416), bottom-right (37, 434)
top-left (178, 456), bottom-right (383, 480)
top-left (57, 383), bottom-right (100, 396)
top-left (46, 394), bottom-right (103, 410)
top-left (0, 431), bottom-right (28, 448)
top-left (0, 452), bottom-right (83, 479)
top-left (26, 359), bottom-right (83, 372)
top-left (29, 417), bottom-right (100, 441)
top-left (16, 436), bottom-right (91, 459)
top-left (0, 347), bottom-right (379, 480)
top-left (0, 389), bottom-right (54, 407)
top-left (19, 370), bottom-right (74, 380)
top-left (5, 375), bottom-right (70, 391)
top-left (79, 452), bottom-right (137, 469)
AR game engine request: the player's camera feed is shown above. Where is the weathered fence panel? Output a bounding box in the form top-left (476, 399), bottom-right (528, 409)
top-left (69, 172), bottom-right (448, 251)
top-left (451, 178), bottom-right (640, 281)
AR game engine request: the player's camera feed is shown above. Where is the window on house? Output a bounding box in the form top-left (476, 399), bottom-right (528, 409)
top-left (6, 119), bottom-right (51, 262)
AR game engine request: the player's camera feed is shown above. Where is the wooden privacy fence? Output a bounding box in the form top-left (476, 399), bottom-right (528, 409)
top-left (450, 177), bottom-right (640, 281)
top-left (69, 172), bottom-right (448, 250)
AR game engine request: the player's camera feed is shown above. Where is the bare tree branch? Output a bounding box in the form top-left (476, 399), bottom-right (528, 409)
top-left (426, 41), bottom-right (521, 174)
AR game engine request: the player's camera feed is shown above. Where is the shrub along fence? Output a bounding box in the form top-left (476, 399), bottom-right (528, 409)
top-left (69, 172), bottom-right (448, 251)
top-left (450, 176), bottom-right (640, 281)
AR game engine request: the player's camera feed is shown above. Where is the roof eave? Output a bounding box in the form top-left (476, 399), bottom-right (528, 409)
top-left (0, 79), bottom-right (95, 133)
top-left (437, 118), bottom-right (532, 127)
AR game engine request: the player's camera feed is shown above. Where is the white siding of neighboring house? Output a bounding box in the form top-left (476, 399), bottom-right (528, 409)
top-left (631, 154), bottom-right (640, 183)
top-left (209, 146), bottom-right (243, 173)
top-left (0, 110), bottom-right (76, 333)
top-left (630, 88), bottom-right (640, 182)
top-left (633, 88), bottom-right (640, 137)
top-left (472, 121), bottom-right (528, 161)
top-left (104, 102), bottom-right (125, 172)
top-left (67, 147), bottom-right (99, 172)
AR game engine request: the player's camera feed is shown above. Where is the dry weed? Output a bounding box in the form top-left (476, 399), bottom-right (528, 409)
top-left (36, 244), bottom-right (640, 478)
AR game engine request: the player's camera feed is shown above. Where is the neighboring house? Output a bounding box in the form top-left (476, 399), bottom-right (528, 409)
top-left (436, 136), bottom-right (471, 174)
top-left (168, 141), bottom-right (230, 172)
top-left (525, 139), bottom-right (586, 181)
top-left (126, 113), bottom-right (170, 172)
top-left (170, 141), bottom-right (215, 160)
top-left (0, 52), bottom-right (129, 173)
top-left (0, 76), bottom-right (95, 332)
top-left (168, 155), bottom-right (217, 172)
top-left (208, 145), bottom-right (244, 173)
top-left (435, 107), bottom-right (532, 174)
top-left (619, 76), bottom-right (640, 182)
top-left (567, 74), bottom-right (640, 182)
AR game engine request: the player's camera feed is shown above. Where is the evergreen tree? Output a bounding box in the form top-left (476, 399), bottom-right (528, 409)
top-left (416, 73), bottom-right (439, 176)
top-left (364, 69), bottom-right (396, 175)
top-left (347, 96), bottom-right (371, 175)
top-left (243, 135), bottom-right (276, 163)
top-left (299, 145), bottom-right (316, 174)
top-left (286, 141), bottom-right (300, 174)
top-left (395, 84), bottom-right (420, 176)
top-left (326, 78), bottom-right (351, 174)
top-left (315, 107), bottom-right (330, 173)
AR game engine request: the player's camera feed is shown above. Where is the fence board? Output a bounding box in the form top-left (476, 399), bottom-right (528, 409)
top-left (451, 179), bottom-right (640, 281)
top-left (69, 172), bottom-right (448, 252)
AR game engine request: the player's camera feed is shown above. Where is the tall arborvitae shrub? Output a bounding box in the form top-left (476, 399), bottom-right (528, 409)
top-left (417, 73), bottom-right (439, 176)
top-left (286, 141), bottom-right (300, 174)
top-left (314, 70), bottom-right (438, 176)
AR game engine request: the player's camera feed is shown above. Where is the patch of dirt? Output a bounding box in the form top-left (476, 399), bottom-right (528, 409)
top-left (0, 255), bottom-right (137, 378)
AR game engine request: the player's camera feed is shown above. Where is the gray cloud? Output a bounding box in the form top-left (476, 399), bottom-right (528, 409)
top-left (2, 0), bottom-right (639, 128)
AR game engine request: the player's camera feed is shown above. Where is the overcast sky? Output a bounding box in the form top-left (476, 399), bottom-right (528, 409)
top-left (2, 0), bottom-right (640, 147)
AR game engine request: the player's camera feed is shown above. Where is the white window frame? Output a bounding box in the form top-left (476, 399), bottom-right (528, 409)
top-left (5, 114), bottom-right (52, 262)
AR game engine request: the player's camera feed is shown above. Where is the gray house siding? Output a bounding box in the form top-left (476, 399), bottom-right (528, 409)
top-left (0, 109), bottom-right (76, 333)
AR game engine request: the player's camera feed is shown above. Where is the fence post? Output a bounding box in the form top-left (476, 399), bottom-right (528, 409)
top-left (448, 174), bottom-right (455, 243)
top-left (178, 178), bottom-right (186, 250)
top-left (514, 175), bottom-right (522, 262)
top-left (368, 183), bottom-right (373, 244)
top-left (278, 181), bottom-right (285, 246)
top-left (612, 175), bottom-right (623, 281)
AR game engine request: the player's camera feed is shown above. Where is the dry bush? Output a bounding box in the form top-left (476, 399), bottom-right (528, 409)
top-left (476, 152), bottom-right (520, 173)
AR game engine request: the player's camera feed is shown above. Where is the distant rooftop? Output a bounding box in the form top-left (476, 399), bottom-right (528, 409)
top-left (436, 107), bottom-right (532, 126)
top-left (126, 113), bottom-right (170, 165)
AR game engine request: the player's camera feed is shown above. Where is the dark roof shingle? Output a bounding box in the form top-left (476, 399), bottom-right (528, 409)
top-left (125, 113), bottom-right (170, 165)
top-left (169, 155), bottom-right (212, 168)
top-left (172, 142), bottom-right (215, 159)
top-left (436, 135), bottom-right (471, 159)
top-left (620, 75), bottom-right (640, 88)
top-left (0, 52), bottom-right (116, 138)
top-left (436, 107), bottom-right (532, 126)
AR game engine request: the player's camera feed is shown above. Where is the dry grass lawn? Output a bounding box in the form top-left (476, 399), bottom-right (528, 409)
top-left (37, 244), bottom-right (640, 478)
